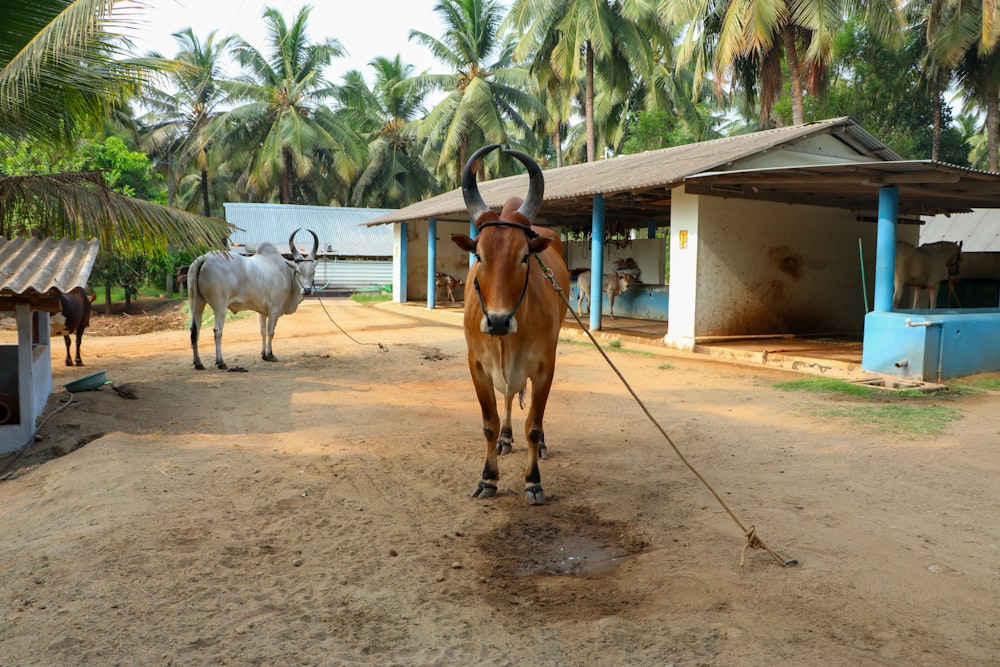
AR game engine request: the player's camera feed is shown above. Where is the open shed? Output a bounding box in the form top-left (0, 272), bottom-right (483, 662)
top-left (0, 236), bottom-right (99, 455)
top-left (224, 203), bottom-right (395, 293)
top-left (366, 117), bottom-right (1000, 382)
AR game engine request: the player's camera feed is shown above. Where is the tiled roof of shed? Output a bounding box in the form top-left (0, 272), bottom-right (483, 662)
top-left (0, 236), bottom-right (100, 297)
top-left (364, 117), bottom-right (898, 226)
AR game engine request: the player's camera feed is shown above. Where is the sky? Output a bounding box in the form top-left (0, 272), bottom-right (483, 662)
top-left (125, 0), bottom-right (451, 85)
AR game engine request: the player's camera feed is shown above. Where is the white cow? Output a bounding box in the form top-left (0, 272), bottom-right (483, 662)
top-left (576, 270), bottom-right (636, 319)
top-left (188, 229), bottom-right (319, 370)
top-left (894, 240), bottom-right (962, 309)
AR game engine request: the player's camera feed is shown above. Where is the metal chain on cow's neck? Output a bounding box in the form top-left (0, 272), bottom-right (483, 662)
top-left (533, 253), bottom-right (796, 569)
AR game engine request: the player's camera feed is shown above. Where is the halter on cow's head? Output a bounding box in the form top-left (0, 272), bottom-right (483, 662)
top-left (288, 228), bottom-right (320, 296)
top-left (451, 144), bottom-right (554, 336)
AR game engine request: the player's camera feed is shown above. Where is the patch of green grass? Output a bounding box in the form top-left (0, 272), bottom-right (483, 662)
top-left (350, 292), bottom-right (392, 304)
top-left (181, 300), bottom-right (248, 326)
top-left (93, 285), bottom-right (170, 305)
top-left (950, 374), bottom-right (1000, 393)
top-left (658, 362), bottom-right (676, 370)
top-left (810, 403), bottom-right (962, 438)
top-left (607, 339), bottom-right (622, 349)
top-left (773, 376), bottom-right (941, 398)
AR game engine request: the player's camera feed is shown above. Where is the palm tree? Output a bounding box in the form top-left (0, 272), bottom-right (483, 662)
top-left (928, 0), bottom-right (1000, 170)
top-left (215, 6), bottom-right (366, 204)
top-left (505, 0), bottom-right (660, 162)
top-left (668, 0), bottom-right (903, 126)
top-left (0, 0), bottom-right (230, 255)
top-left (408, 0), bottom-right (543, 183)
top-left (140, 28), bottom-right (236, 217)
top-left (336, 56), bottom-right (439, 207)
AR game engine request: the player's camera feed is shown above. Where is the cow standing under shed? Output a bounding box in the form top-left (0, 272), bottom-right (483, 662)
top-left (188, 230), bottom-right (319, 370)
top-left (575, 269), bottom-right (635, 319)
top-left (894, 240), bottom-right (962, 309)
top-left (450, 145), bottom-right (570, 505)
top-left (50, 289), bottom-right (94, 366)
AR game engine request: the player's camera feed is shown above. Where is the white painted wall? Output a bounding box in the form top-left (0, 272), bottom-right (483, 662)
top-left (403, 220), bottom-right (472, 300)
top-left (666, 188), bottom-right (917, 346)
top-left (664, 189), bottom-right (700, 349)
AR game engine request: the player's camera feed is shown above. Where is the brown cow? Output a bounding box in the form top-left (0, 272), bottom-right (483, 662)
top-left (450, 145), bottom-right (570, 505)
top-left (435, 272), bottom-right (464, 302)
top-left (50, 289), bottom-right (94, 366)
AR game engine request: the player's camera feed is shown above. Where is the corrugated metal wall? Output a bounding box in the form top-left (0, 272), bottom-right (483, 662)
top-left (314, 259), bottom-right (392, 292)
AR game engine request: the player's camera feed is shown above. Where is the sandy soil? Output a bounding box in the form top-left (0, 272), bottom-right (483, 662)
top-left (0, 296), bottom-right (998, 666)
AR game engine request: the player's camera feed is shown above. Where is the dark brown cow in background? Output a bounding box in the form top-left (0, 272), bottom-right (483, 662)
top-left (450, 145), bottom-right (570, 505)
top-left (51, 289), bottom-right (95, 366)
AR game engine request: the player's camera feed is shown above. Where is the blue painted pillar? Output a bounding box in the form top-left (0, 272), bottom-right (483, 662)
top-left (427, 218), bottom-right (437, 309)
top-left (590, 194), bottom-right (606, 331)
top-left (398, 222), bottom-right (408, 302)
top-left (873, 186), bottom-right (898, 312)
top-left (469, 217), bottom-right (477, 265)
top-left (647, 219), bottom-right (657, 239)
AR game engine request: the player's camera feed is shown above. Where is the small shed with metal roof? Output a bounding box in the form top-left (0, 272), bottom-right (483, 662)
top-left (0, 236), bottom-right (100, 455)
top-left (365, 117), bottom-right (1000, 381)
top-left (224, 203), bottom-right (396, 292)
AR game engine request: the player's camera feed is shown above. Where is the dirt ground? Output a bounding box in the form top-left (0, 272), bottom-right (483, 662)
top-left (0, 296), bottom-right (998, 666)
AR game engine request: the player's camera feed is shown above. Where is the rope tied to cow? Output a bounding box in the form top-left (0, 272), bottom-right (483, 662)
top-left (313, 293), bottom-right (388, 352)
top-left (534, 254), bottom-right (797, 569)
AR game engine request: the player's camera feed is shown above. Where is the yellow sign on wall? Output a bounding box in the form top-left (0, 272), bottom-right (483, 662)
top-left (679, 229), bottom-right (688, 249)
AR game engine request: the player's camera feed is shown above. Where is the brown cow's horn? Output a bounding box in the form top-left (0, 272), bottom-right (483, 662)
top-left (462, 144), bottom-right (500, 223)
top-left (503, 148), bottom-right (544, 222)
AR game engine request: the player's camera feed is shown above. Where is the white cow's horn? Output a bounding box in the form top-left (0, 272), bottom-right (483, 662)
top-left (288, 229), bottom-right (319, 260)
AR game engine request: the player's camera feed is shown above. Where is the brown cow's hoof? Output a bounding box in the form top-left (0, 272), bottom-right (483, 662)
top-left (524, 484), bottom-right (545, 505)
top-left (75, 361), bottom-right (84, 366)
top-left (538, 443), bottom-right (548, 460)
top-left (496, 439), bottom-right (512, 455)
top-left (262, 354), bottom-right (278, 362)
top-left (194, 362), bottom-right (205, 370)
top-left (471, 480), bottom-right (497, 499)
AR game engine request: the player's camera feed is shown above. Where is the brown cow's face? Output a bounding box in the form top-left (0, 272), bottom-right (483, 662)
top-left (452, 227), bottom-right (551, 336)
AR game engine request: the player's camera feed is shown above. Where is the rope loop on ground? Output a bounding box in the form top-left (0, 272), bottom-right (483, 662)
top-left (537, 255), bottom-right (795, 569)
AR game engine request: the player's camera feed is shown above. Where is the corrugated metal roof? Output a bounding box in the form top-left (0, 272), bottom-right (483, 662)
top-left (0, 236), bottom-right (100, 297)
top-left (922, 209), bottom-right (1000, 252)
top-left (685, 160), bottom-right (1000, 216)
top-left (364, 117), bottom-right (900, 226)
top-left (224, 203), bottom-right (395, 256)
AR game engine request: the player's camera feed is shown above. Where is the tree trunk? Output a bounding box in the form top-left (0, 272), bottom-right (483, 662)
top-left (782, 26), bottom-right (805, 125)
top-left (200, 167), bottom-right (211, 217)
top-left (281, 147), bottom-right (293, 204)
top-left (988, 85), bottom-right (999, 173)
top-left (585, 42), bottom-right (596, 162)
top-left (103, 284), bottom-right (112, 315)
top-left (553, 125), bottom-right (563, 168)
top-left (931, 79), bottom-right (942, 162)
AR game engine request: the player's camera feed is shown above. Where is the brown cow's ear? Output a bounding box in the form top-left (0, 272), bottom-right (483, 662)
top-left (451, 234), bottom-right (477, 253)
top-left (528, 237), bottom-right (553, 254)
